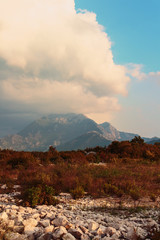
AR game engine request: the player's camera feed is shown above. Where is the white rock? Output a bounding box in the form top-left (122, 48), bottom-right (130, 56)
top-left (105, 227), bottom-right (117, 236)
top-left (32, 213), bottom-right (40, 219)
top-left (53, 216), bottom-right (68, 226)
top-left (0, 212), bottom-right (8, 221)
top-left (11, 205), bottom-right (19, 210)
top-left (88, 221), bottom-right (99, 231)
top-left (52, 226), bottom-right (67, 238)
top-left (7, 219), bottom-right (15, 228)
top-left (136, 227), bottom-right (147, 239)
top-left (39, 219), bottom-right (50, 228)
top-left (23, 218), bottom-right (38, 227)
top-left (124, 227), bottom-right (137, 240)
top-left (13, 185), bottom-right (21, 189)
top-left (57, 204), bottom-right (64, 209)
top-left (15, 215), bottom-right (23, 224)
top-left (24, 225), bottom-right (39, 235)
top-left (1, 184), bottom-right (7, 189)
top-left (45, 225), bottom-right (54, 233)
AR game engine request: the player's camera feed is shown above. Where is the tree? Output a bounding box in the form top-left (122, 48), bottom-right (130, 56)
top-left (131, 136), bottom-right (144, 145)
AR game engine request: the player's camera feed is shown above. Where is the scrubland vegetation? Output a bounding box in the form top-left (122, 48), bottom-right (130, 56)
top-left (0, 136), bottom-right (160, 207)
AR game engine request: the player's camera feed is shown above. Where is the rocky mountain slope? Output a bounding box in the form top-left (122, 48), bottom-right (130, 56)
top-left (0, 113), bottom-right (156, 151)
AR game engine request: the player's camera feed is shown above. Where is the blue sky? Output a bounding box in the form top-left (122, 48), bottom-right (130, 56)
top-left (76, 0), bottom-right (160, 137)
top-left (0, 0), bottom-right (159, 138)
top-left (76, 0), bottom-right (160, 72)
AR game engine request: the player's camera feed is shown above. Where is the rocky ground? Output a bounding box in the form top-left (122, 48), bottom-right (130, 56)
top-left (0, 190), bottom-right (160, 240)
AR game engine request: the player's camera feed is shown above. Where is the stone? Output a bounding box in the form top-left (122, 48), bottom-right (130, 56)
top-left (23, 218), bottom-right (38, 227)
top-left (1, 184), bottom-right (7, 189)
top-left (24, 225), bottom-right (39, 235)
top-left (7, 219), bottom-right (15, 229)
top-left (105, 227), bottom-right (117, 236)
top-left (68, 228), bottom-right (83, 239)
top-left (53, 216), bottom-right (68, 227)
top-left (13, 225), bottom-right (24, 234)
top-left (136, 227), bottom-right (147, 239)
top-left (124, 227), bottom-right (137, 240)
top-left (37, 233), bottom-right (53, 240)
top-left (4, 232), bottom-right (28, 240)
top-left (92, 236), bottom-right (101, 240)
top-left (32, 213), bottom-right (40, 219)
top-left (39, 219), bottom-right (51, 228)
top-left (80, 234), bottom-right (90, 240)
top-left (62, 233), bottom-right (76, 240)
top-left (88, 221), bottom-right (99, 231)
top-left (45, 225), bottom-right (54, 233)
top-left (57, 204), bottom-right (63, 209)
top-left (79, 225), bottom-right (88, 234)
top-left (0, 212), bottom-right (8, 221)
top-left (52, 226), bottom-right (67, 239)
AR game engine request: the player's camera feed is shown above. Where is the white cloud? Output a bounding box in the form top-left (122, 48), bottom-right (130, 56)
top-left (126, 64), bottom-right (146, 80)
top-left (0, 0), bottom-right (130, 120)
top-left (0, 77), bottom-right (120, 115)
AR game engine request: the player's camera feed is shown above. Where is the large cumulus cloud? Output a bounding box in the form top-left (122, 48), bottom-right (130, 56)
top-left (0, 0), bottom-right (130, 125)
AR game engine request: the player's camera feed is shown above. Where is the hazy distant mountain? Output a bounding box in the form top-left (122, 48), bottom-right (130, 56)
top-left (57, 131), bottom-right (111, 151)
top-left (0, 113), bottom-right (157, 151)
top-left (146, 137), bottom-right (160, 145)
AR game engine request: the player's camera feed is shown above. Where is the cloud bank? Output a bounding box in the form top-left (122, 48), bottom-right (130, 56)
top-left (0, 0), bottom-right (130, 123)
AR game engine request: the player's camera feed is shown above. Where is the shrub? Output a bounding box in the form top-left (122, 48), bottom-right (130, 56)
top-left (71, 186), bottom-right (85, 199)
top-left (129, 188), bottom-right (141, 201)
top-left (21, 185), bottom-right (59, 207)
top-left (104, 183), bottom-right (124, 197)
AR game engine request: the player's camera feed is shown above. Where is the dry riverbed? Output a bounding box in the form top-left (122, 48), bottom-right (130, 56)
top-left (0, 189), bottom-right (160, 240)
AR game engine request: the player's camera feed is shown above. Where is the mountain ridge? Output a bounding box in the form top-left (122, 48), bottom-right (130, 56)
top-left (0, 113), bottom-right (158, 151)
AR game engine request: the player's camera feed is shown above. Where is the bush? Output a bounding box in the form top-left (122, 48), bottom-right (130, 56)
top-left (71, 186), bottom-right (85, 199)
top-left (129, 188), bottom-right (141, 201)
top-left (104, 183), bottom-right (123, 197)
top-left (21, 185), bottom-right (59, 207)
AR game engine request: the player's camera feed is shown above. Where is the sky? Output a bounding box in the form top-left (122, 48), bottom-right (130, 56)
top-left (0, 0), bottom-right (160, 138)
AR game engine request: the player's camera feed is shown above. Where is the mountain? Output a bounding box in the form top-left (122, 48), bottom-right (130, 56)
top-left (146, 137), bottom-right (160, 145)
top-left (0, 113), bottom-right (105, 151)
top-left (100, 122), bottom-right (139, 141)
top-left (0, 113), bottom-right (157, 151)
top-left (57, 131), bottom-right (112, 151)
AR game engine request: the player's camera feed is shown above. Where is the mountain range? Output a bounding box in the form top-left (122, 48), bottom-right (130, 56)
top-left (0, 113), bottom-right (159, 151)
